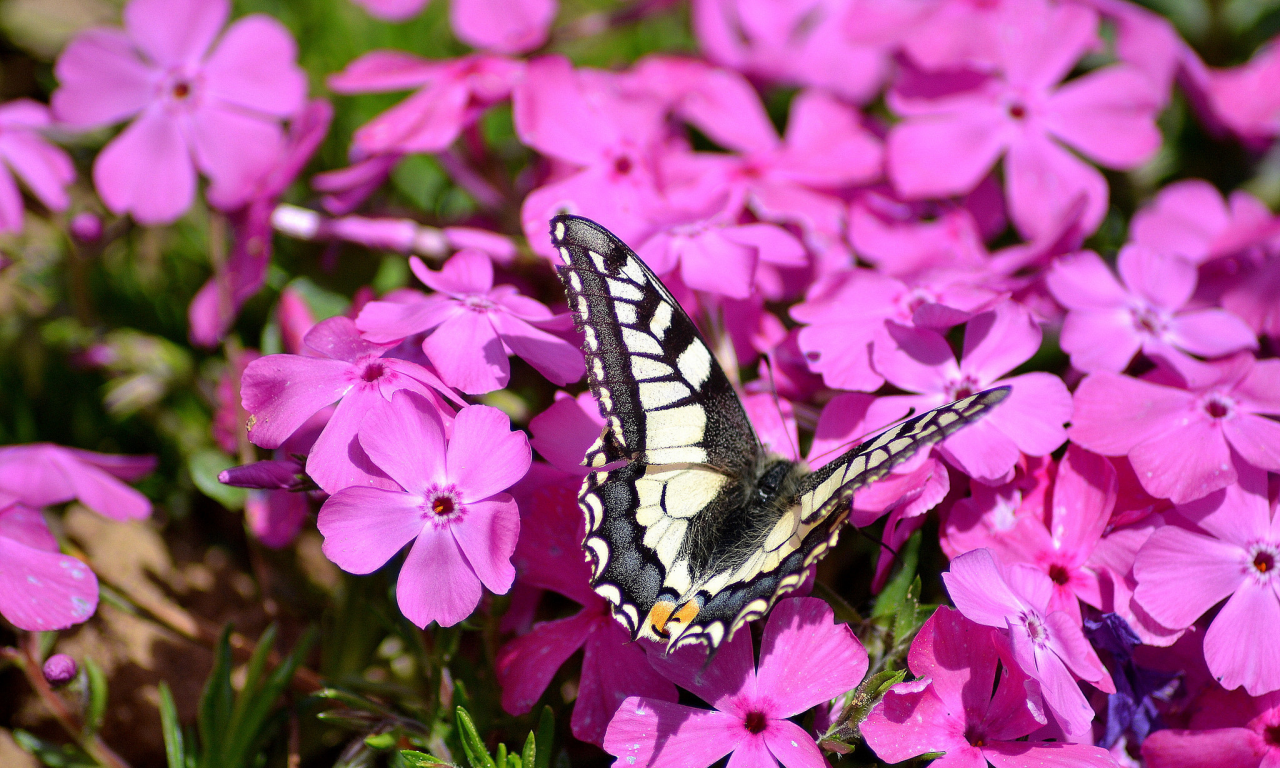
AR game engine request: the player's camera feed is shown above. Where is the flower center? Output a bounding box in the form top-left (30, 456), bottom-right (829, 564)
top-left (1020, 611), bottom-right (1047, 646)
top-left (901, 287), bottom-right (937, 318)
top-left (1200, 392), bottom-right (1235, 421)
top-left (613, 156), bottom-right (633, 175)
top-left (964, 726), bottom-right (986, 747)
top-left (1129, 305), bottom-right (1167, 337)
top-left (947, 376), bottom-right (980, 401)
top-left (423, 489), bottom-right (462, 522)
top-left (1249, 544), bottom-right (1279, 583)
top-left (463, 295), bottom-right (495, 312)
top-left (431, 496), bottom-right (455, 516)
top-left (1266, 723), bottom-right (1280, 747)
top-left (1007, 102), bottom-right (1027, 120)
top-left (361, 362), bottom-right (386, 382)
top-left (172, 80), bottom-right (191, 99)
top-left (1048, 563), bottom-right (1070, 585)
top-left (743, 711), bottom-right (767, 734)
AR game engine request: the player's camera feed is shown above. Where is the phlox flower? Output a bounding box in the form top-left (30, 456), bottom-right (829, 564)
top-left (791, 268), bottom-right (998, 393)
top-left (328, 52), bottom-right (522, 157)
top-left (693, 0), bottom-right (888, 104)
top-left (528, 391), bottom-right (603, 474)
top-left (450, 0), bottom-right (557, 55)
top-left (514, 56), bottom-right (669, 255)
top-left (1047, 245), bottom-right (1256, 373)
top-left (1133, 463), bottom-right (1280, 696)
top-left (604, 596), bottom-right (868, 768)
top-left (356, 249), bottom-right (584, 394)
top-left (51, 0), bottom-right (306, 224)
top-left (886, 0), bottom-right (1161, 239)
top-left (1070, 353), bottom-right (1280, 503)
top-left (1142, 689), bottom-right (1280, 768)
top-left (318, 393), bottom-right (529, 628)
top-left (0, 503), bottom-right (98, 631)
top-left (862, 605), bottom-right (1117, 768)
top-left (872, 301), bottom-right (1073, 482)
top-left (240, 316), bottom-right (459, 494)
top-left (943, 548), bottom-right (1114, 736)
top-left (0, 100), bottom-right (74, 234)
top-left (346, 0), bottom-right (428, 21)
top-left (1182, 40), bottom-right (1280, 145)
top-left (945, 445), bottom-right (1117, 625)
top-left (1128, 179), bottom-right (1277, 266)
top-left (497, 467), bottom-right (676, 745)
top-left (0, 444), bottom-right (155, 521)
top-left (637, 214), bottom-right (806, 300)
top-left (847, 192), bottom-right (994, 280)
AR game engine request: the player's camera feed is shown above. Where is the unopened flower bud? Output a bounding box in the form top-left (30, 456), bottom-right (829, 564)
top-left (43, 654), bottom-right (78, 686)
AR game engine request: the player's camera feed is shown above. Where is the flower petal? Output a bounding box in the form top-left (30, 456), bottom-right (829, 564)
top-left (943, 549), bottom-right (1028, 627)
top-left (451, 497), bottom-right (519, 594)
top-left (961, 303), bottom-right (1042, 384)
top-left (424, 311), bottom-right (508, 395)
top-left (575, 624), bottom-right (678, 745)
top-left (358, 390), bottom-right (447, 494)
top-left (52, 29), bottom-right (153, 128)
top-left (491, 312), bottom-right (585, 387)
top-left (1042, 65), bottom-right (1161, 169)
top-left (202, 15), bottom-right (305, 117)
top-left (0, 538), bottom-right (98, 631)
top-left (888, 106), bottom-right (1010, 199)
top-left (398, 525), bottom-right (482, 628)
top-left (318, 486), bottom-right (422, 574)
top-left (755, 597), bottom-right (867, 718)
top-left (604, 698), bottom-right (742, 768)
top-left (862, 684), bottom-right (976, 766)
top-left (1132, 526), bottom-right (1245, 629)
top-left (123, 0), bottom-right (227, 67)
top-left (93, 107), bottom-right (195, 225)
top-left (1069, 372), bottom-right (1193, 456)
top-left (447, 405), bottom-right (531, 502)
top-left (1203, 577), bottom-right (1280, 696)
top-left (647, 629), bottom-right (756, 712)
top-left (1004, 129), bottom-right (1108, 241)
top-left (497, 610), bottom-right (594, 715)
top-left (241, 354), bottom-right (351, 449)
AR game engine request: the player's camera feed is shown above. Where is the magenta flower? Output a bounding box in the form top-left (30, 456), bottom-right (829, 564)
top-left (0, 99), bottom-right (74, 234)
top-left (497, 469), bottom-right (676, 745)
top-left (527, 391), bottom-right (603, 475)
top-left (1142, 690), bottom-right (1280, 768)
top-left (51, 0), bottom-right (306, 224)
top-left (451, 0), bottom-right (557, 54)
top-left (872, 301), bottom-right (1073, 482)
top-left (862, 606), bottom-right (1117, 768)
top-left (637, 216), bottom-right (806, 300)
top-left (0, 503), bottom-right (99, 631)
top-left (1133, 463), bottom-right (1280, 695)
top-left (318, 393), bottom-right (529, 628)
top-left (0, 444), bottom-right (155, 521)
top-left (356, 250), bottom-right (584, 394)
top-left (1070, 353), bottom-right (1280, 503)
top-left (693, 0), bottom-right (887, 104)
top-left (886, 0), bottom-right (1161, 239)
top-left (604, 597), bottom-right (867, 768)
top-left (1182, 40), bottom-right (1280, 145)
top-left (240, 316), bottom-right (459, 494)
top-left (1046, 245), bottom-right (1256, 373)
top-left (329, 52), bottom-right (522, 158)
top-left (943, 548), bottom-right (1113, 737)
top-left (1129, 179), bottom-right (1277, 265)
top-left (348, 0), bottom-right (428, 22)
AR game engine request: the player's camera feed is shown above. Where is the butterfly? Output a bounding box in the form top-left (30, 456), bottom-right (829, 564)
top-left (549, 214), bottom-right (1009, 652)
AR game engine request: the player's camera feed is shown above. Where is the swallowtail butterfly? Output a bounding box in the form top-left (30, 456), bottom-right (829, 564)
top-left (550, 214), bottom-right (1009, 652)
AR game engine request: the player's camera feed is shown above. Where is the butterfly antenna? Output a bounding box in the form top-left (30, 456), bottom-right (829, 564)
top-left (763, 353), bottom-right (800, 461)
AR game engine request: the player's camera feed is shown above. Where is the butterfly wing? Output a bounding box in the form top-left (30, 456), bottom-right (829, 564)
top-left (550, 214), bottom-right (762, 638)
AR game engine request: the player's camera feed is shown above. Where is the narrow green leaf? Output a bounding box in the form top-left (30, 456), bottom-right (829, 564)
top-left (364, 732), bottom-right (397, 750)
top-left (10, 729), bottom-right (98, 767)
top-left (892, 576), bottom-right (924, 643)
top-left (534, 705), bottom-right (554, 768)
top-left (520, 729), bottom-right (535, 768)
top-left (396, 751), bottom-right (449, 767)
top-left (222, 622), bottom-right (279, 762)
top-left (223, 626), bottom-right (317, 768)
top-left (158, 681), bottom-right (185, 768)
top-left (496, 741), bottom-right (507, 768)
top-left (198, 626), bottom-right (236, 768)
top-left (82, 657), bottom-right (108, 738)
top-left (872, 530), bottom-right (921, 619)
top-left (455, 707), bottom-right (497, 768)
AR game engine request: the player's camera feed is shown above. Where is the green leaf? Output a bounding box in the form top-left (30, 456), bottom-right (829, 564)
top-left (892, 576), bottom-right (925, 644)
top-left (455, 707), bottom-right (497, 768)
top-left (534, 705), bottom-right (554, 768)
top-left (872, 530), bottom-right (921, 620)
top-left (496, 742), bottom-right (507, 768)
top-left (520, 729), bottom-right (536, 768)
top-left (158, 681), bottom-right (185, 768)
top-left (396, 751), bottom-right (449, 768)
top-left (81, 656), bottom-right (108, 738)
top-left (818, 668), bottom-right (909, 754)
top-left (10, 730), bottom-right (97, 768)
top-left (364, 732), bottom-right (397, 750)
top-left (188, 449), bottom-right (246, 510)
top-left (198, 626), bottom-right (236, 767)
top-left (223, 626), bottom-right (317, 768)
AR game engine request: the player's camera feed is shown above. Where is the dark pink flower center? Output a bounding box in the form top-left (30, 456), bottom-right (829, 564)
top-left (463, 295), bottom-right (495, 312)
top-left (1007, 102), bottom-right (1027, 120)
top-left (947, 376), bottom-right (980, 401)
top-left (1250, 545), bottom-right (1278, 580)
top-left (172, 80), bottom-right (192, 99)
top-left (1200, 392), bottom-right (1235, 421)
top-left (431, 496), bottom-right (455, 516)
top-left (901, 287), bottom-right (937, 317)
top-left (1129, 305), bottom-right (1167, 337)
top-left (1266, 723), bottom-right (1280, 747)
top-left (964, 726), bottom-right (986, 747)
top-left (743, 711), bottom-right (767, 734)
top-left (362, 362), bottom-right (387, 382)
top-left (614, 156), bottom-right (633, 175)
top-left (1049, 563), bottom-right (1070, 585)
top-left (423, 489), bottom-right (462, 522)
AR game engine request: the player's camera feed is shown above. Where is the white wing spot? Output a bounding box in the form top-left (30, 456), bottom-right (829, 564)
top-left (650, 302), bottom-right (673, 339)
top-left (677, 342), bottom-right (713, 388)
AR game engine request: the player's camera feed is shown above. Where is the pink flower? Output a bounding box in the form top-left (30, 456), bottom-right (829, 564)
top-left (318, 393), bottom-right (529, 628)
top-left (886, 0), bottom-right (1161, 239)
top-left (240, 316), bottom-right (458, 494)
top-left (356, 250), bottom-right (584, 394)
top-left (497, 469), bottom-right (676, 745)
top-left (872, 301), bottom-right (1073, 482)
top-left (0, 444), bottom-right (155, 521)
top-left (693, 0), bottom-right (888, 103)
top-left (862, 605), bottom-right (1117, 768)
top-left (189, 100), bottom-right (333, 348)
top-left (1069, 353), bottom-right (1280, 503)
top-left (51, 0), bottom-right (306, 224)
top-left (943, 548), bottom-right (1114, 736)
top-left (1133, 463), bottom-right (1280, 696)
top-left (0, 503), bottom-right (99, 631)
top-left (1046, 245), bottom-right (1256, 373)
top-left (604, 596), bottom-right (868, 768)
top-left (0, 100), bottom-right (74, 234)
top-left (528, 391), bottom-right (603, 475)
top-left (328, 52), bottom-right (521, 158)
top-left (847, 192), bottom-right (994, 280)
top-left (1182, 40), bottom-right (1280, 145)
top-left (1142, 690), bottom-right (1280, 768)
top-left (1129, 179), bottom-right (1278, 266)
top-left (348, 0), bottom-right (429, 22)
top-left (451, 0), bottom-right (557, 54)
top-left (637, 215), bottom-right (806, 300)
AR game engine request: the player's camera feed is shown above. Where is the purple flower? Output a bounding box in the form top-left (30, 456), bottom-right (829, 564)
top-left (1047, 245), bottom-right (1257, 373)
top-left (328, 52), bottom-right (522, 157)
top-left (1182, 40), bottom-right (1280, 146)
top-left (886, 0), bottom-right (1161, 239)
top-left (240, 316), bottom-right (459, 494)
top-left (871, 301), bottom-right (1073, 483)
top-left (1070, 353), bottom-right (1280, 504)
top-left (451, 0), bottom-right (557, 55)
top-left (637, 216), bottom-right (806, 300)
top-left (0, 99), bottom-right (74, 234)
top-left (943, 548), bottom-right (1114, 737)
top-left (1133, 463), bottom-right (1280, 696)
top-left (497, 468), bottom-right (676, 745)
top-left (1142, 690), bottom-right (1280, 768)
top-left (604, 597), bottom-right (868, 768)
top-left (0, 444), bottom-right (155, 521)
top-left (1084, 612), bottom-right (1175, 747)
top-left (1129, 179), bottom-right (1277, 265)
top-left (356, 250), bottom-right (584, 394)
top-left (51, 0), bottom-right (306, 224)
top-left (862, 606), bottom-right (1117, 768)
top-left (318, 393), bottom-right (529, 628)
top-left (0, 503), bottom-right (98, 631)
top-left (527, 391), bottom-right (603, 475)
top-left (42, 654), bottom-right (79, 686)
